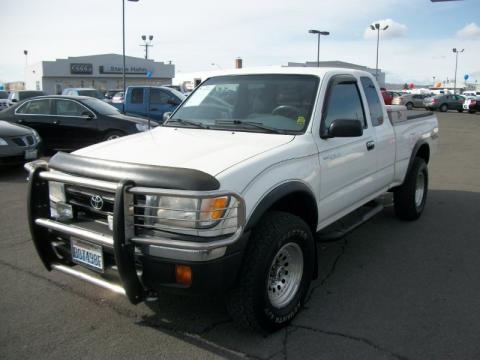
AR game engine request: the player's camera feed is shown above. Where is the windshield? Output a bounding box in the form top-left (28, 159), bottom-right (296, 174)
top-left (78, 89), bottom-right (105, 99)
top-left (166, 74), bottom-right (319, 134)
top-left (83, 98), bottom-right (120, 115)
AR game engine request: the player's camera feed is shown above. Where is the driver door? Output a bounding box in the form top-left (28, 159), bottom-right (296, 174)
top-left (314, 75), bottom-right (377, 224)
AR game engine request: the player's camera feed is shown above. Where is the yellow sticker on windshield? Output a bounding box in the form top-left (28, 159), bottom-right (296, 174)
top-left (297, 116), bottom-right (305, 125)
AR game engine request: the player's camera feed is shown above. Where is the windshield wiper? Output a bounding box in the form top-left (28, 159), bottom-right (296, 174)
top-left (165, 118), bottom-right (209, 129)
top-left (216, 120), bottom-right (285, 134)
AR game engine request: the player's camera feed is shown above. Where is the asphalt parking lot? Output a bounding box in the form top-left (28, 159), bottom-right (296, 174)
top-left (1, 110), bottom-right (479, 360)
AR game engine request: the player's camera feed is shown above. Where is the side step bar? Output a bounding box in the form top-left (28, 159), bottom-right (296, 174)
top-left (51, 264), bottom-right (126, 295)
top-left (317, 202), bottom-right (384, 241)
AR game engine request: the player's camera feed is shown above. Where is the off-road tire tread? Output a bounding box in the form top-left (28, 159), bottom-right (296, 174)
top-left (226, 211), bottom-right (312, 332)
top-left (394, 157), bottom-right (428, 221)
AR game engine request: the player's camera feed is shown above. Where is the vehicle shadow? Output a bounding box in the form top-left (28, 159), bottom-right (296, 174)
top-left (0, 165), bottom-right (28, 183)
top-left (138, 189), bottom-right (480, 359)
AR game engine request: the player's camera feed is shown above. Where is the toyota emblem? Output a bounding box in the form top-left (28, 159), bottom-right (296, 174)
top-left (90, 195), bottom-right (104, 210)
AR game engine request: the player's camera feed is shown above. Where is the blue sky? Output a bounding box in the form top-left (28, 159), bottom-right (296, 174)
top-left (1, 0), bottom-right (479, 85)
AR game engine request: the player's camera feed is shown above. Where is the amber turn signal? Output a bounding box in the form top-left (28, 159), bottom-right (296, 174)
top-left (175, 265), bottom-right (192, 286)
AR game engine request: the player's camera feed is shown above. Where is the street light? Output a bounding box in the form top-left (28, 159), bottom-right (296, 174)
top-left (452, 48), bottom-right (464, 94)
top-left (140, 35), bottom-right (154, 59)
top-left (308, 29), bottom-right (330, 67)
top-left (369, 23), bottom-right (389, 81)
top-left (122, 0), bottom-right (139, 105)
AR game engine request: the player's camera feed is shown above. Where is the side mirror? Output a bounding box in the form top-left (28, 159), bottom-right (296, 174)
top-left (163, 112), bottom-right (172, 122)
top-left (322, 119), bottom-right (363, 138)
top-left (81, 111), bottom-right (94, 120)
top-left (11, 99), bottom-right (18, 103)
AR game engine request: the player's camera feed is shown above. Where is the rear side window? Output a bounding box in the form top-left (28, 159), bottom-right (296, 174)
top-left (131, 88), bottom-right (144, 104)
top-left (360, 77), bottom-right (384, 126)
top-left (323, 81), bottom-right (366, 130)
top-left (55, 99), bottom-right (87, 116)
top-left (17, 99), bottom-right (50, 115)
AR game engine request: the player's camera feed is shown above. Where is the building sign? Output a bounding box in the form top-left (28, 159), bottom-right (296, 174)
top-left (70, 63), bottom-right (93, 74)
top-left (99, 65), bottom-right (149, 75)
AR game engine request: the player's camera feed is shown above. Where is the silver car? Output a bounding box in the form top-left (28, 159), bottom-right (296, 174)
top-left (392, 93), bottom-right (431, 110)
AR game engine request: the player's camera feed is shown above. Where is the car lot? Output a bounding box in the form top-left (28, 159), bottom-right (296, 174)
top-left (1, 110), bottom-right (480, 359)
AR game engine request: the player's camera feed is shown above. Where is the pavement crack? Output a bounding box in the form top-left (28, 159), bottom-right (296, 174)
top-left (304, 237), bottom-right (348, 305)
top-left (291, 324), bottom-right (411, 360)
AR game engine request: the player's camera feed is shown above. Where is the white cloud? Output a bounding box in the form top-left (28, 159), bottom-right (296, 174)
top-left (363, 19), bottom-right (407, 40)
top-left (457, 23), bottom-right (480, 39)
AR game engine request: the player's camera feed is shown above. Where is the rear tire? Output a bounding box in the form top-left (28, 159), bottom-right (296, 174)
top-left (439, 104), bottom-right (448, 112)
top-left (394, 157), bottom-right (428, 221)
top-left (104, 130), bottom-right (125, 141)
top-left (226, 211), bottom-right (314, 332)
top-left (406, 102), bottom-right (413, 110)
top-left (458, 109), bottom-right (464, 113)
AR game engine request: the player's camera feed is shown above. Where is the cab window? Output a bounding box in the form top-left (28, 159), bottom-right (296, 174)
top-left (55, 99), bottom-right (88, 116)
top-left (323, 81), bottom-right (366, 130)
top-left (360, 77), bottom-right (384, 126)
top-left (17, 99), bottom-right (51, 115)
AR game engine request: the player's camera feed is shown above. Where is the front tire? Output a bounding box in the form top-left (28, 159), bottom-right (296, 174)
top-left (393, 157), bottom-right (428, 221)
top-left (440, 104), bottom-right (448, 112)
top-left (227, 211), bottom-right (314, 332)
top-left (406, 102), bottom-right (413, 110)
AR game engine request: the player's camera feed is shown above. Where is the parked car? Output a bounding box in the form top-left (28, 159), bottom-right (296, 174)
top-left (381, 90), bottom-right (401, 105)
top-left (465, 98), bottom-right (479, 113)
top-left (0, 120), bottom-right (41, 165)
top-left (0, 96), bottom-right (154, 152)
top-left (62, 88), bottom-right (105, 100)
top-left (111, 91), bottom-right (124, 104)
top-left (7, 90), bottom-right (44, 106)
top-left (0, 91), bottom-right (9, 111)
top-left (104, 89), bottom-right (122, 100)
top-left (112, 86), bottom-right (186, 123)
top-left (24, 67), bottom-right (438, 332)
top-left (392, 93), bottom-right (431, 110)
top-left (424, 94), bottom-right (464, 112)
top-left (462, 91), bottom-right (480, 98)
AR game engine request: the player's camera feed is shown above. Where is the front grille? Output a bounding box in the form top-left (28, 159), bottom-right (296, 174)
top-left (65, 185), bottom-right (115, 220)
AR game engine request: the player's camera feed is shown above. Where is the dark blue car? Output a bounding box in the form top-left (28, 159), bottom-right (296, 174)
top-left (115, 86), bottom-right (185, 123)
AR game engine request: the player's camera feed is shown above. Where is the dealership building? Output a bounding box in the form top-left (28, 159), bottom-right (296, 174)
top-left (25, 54), bottom-right (175, 95)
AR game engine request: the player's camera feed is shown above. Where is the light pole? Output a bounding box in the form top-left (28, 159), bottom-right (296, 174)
top-left (211, 62), bottom-right (222, 69)
top-left (308, 29), bottom-right (330, 67)
top-left (140, 35), bottom-right (153, 59)
top-left (452, 48), bottom-right (464, 94)
top-left (123, 0), bottom-right (139, 102)
top-left (369, 23), bottom-right (389, 81)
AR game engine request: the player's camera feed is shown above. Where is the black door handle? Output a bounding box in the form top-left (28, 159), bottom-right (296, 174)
top-left (366, 141), bottom-right (375, 151)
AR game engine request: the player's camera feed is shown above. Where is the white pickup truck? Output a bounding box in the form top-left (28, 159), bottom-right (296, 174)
top-left (25, 67), bottom-right (438, 332)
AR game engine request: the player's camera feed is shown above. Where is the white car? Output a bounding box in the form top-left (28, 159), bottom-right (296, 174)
top-left (26, 67), bottom-right (438, 332)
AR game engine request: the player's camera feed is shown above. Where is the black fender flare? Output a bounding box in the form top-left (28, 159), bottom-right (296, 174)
top-left (407, 139), bottom-right (430, 174)
top-left (245, 181), bottom-right (318, 232)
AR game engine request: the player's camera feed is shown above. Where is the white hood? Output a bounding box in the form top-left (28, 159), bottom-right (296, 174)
top-left (74, 127), bottom-right (294, 176)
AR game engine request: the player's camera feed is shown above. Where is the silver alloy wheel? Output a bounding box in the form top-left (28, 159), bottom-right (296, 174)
top-left (415, 171), bottom-right (425, 207)
top-left (267, 242), bottom-right (304, 309)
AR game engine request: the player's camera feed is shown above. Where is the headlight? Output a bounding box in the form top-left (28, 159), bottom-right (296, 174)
top-left (32, 130), bottom-right (41, 142)
top-left (135, 123), bottom-right (149, 132)
top-left (143, 195), bottom-right (234, 231)
top-left (0, 137), bottom-right (7, 146)
top-left (49, 181), bottom-right (73, 220)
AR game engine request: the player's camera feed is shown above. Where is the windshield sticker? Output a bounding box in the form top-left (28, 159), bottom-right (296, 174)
top-left (296, 116), bottom-right (305, 125)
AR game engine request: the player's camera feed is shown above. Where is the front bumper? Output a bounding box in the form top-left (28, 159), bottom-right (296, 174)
top-left (26, 160), bottom-right (246, 303)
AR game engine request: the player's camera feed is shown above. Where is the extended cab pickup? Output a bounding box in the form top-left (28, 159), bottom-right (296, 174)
top-left (112, 86), bottom-right (185, 123)
top-left (25, 68), bottom-right (438, 332)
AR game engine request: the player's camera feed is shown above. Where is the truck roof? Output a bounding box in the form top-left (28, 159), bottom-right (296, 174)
top-left (198, 66), bottom-right (373, 78)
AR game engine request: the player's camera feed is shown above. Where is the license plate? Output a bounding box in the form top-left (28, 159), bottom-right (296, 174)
top-left (71, 239), bottom-right (104, 272)
top-left (25, 149), bottom-right (38, 160)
